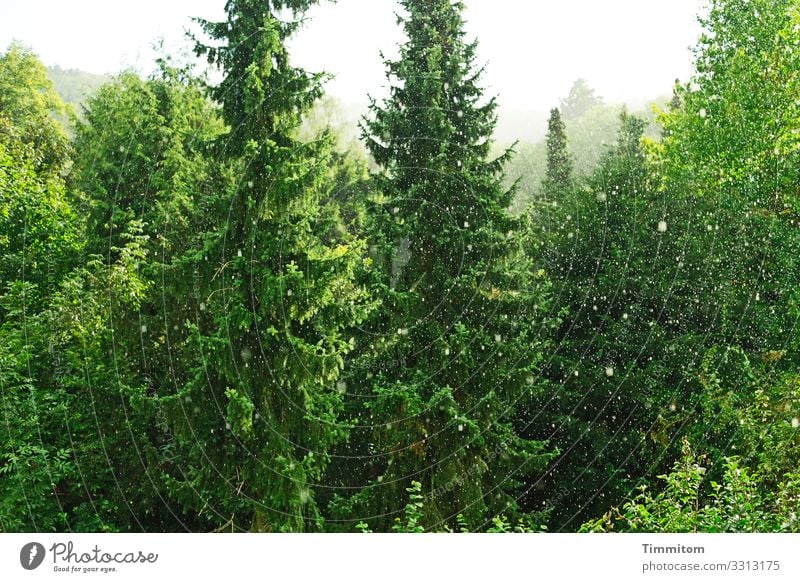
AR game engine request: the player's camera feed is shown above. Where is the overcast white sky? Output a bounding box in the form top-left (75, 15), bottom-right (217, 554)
top-left (1, 0), bottom-right (705, 111)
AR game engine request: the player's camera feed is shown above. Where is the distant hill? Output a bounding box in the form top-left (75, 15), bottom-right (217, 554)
top-left (47, 65), bottom-right (109, 113)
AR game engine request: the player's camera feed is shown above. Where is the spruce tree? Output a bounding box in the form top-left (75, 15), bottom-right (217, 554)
top-left (163, 0), bottom-right (372, 532)
top-left (335, 0), bottom-right (556, 531)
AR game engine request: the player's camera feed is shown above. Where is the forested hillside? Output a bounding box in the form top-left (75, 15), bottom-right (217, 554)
top-left (1, 0), bottom-right (798, 533)
top-left (46, 66), bottom-right (109, 113)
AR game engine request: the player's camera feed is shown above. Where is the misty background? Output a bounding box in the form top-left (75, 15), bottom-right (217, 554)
top-left (1, 0), bottom-right (706, 210)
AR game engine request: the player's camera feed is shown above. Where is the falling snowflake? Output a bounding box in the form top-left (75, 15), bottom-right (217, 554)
top-left (605, 367), bottom-right (614, 377)
top-left (658, 221), bottom-right (668, 233)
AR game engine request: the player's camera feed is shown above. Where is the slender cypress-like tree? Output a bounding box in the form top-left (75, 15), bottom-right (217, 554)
top-left (334, 0), bottom-right (556, 531)
top-left (542, 107), bottom-right (573, 195)
top-left (163, 0), bottom-right (373, 532)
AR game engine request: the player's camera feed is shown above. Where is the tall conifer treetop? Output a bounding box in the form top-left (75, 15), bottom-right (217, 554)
top-left (363, 0), bottom-right (524, 292)
top-left (343, 0), bottom-right (556, 530)
top-left (195, 0), bottom-right (321, 146)
top-left (162, 0), bottom-right (373, 532)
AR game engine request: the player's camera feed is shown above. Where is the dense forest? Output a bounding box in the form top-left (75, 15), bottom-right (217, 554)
top-left (1, 0), bottom-right (799, 533)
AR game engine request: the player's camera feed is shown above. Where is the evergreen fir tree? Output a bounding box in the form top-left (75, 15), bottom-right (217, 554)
top-left (334, 0), bottom-right (556, 531)
top-left (163, 0), bottom-right (373, 532)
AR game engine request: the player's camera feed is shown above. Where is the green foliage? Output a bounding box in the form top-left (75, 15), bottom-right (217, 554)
top-left (529, 0), bottom-right (800, 531)
top-left (2, 0), bottom-right (799, 536)
top-left (0, 42), bottom-right (72, 172)
top-left (330, 0), bottom-right (557, 532)
top-left (0, 222), bottom-right (157, 532)
top-left (74, 68), bottom-right (225, 259)
top-left (582, 438), bottom-right (800, 533)
top-left (391, 481), bottom-right (426, 533)
top-left (160, 0), bottom-right (374, 532)
top-left (0, 124), bottom-right (81, 312)
top-left (529, 109), bottom-right (676, 528)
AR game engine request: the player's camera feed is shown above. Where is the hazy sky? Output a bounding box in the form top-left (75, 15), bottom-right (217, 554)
top-left (1, 0), bottom-right (705, 111)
